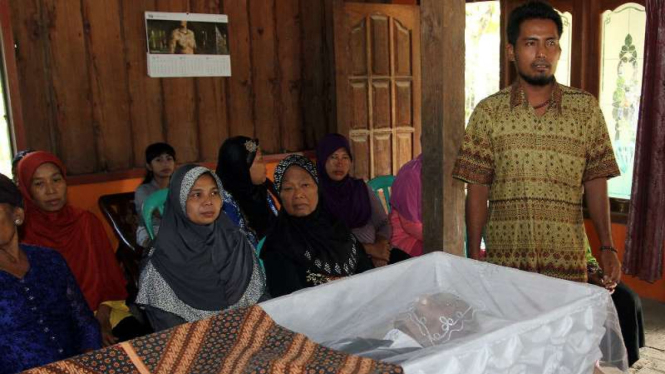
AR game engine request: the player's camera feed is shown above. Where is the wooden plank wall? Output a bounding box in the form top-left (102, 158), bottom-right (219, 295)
top-left (10, 0), bottom-right (358, 175)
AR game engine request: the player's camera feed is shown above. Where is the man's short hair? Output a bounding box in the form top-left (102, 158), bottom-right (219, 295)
top-left (507, 1), bottom-right (563, 45)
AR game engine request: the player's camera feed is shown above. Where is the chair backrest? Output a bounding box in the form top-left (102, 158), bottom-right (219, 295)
top-left (256, 237), bottom-right (266, 270)
top-left (367, 175), bottom-right (396, 214)
top-left (142, 188), bottom-right (168, 241)
top-left (98, 192), bottom-right (142, 300)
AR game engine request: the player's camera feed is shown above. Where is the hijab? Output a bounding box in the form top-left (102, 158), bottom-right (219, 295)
top-left (216, 136), bottom-right (277, 238)
top-left (391, 154), bottom-right (422, 223)
top-left (263, 155), bottom-right (360, 276)
top-left (315, 133), bottom-right (371, 229)
top-left (17, 151), bottom-right (127, 310)
top-left (151, 164), bottom-right (255, 311)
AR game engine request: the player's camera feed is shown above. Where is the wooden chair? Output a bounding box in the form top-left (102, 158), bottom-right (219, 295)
top-left (98, 192), bottom-right (143, 301)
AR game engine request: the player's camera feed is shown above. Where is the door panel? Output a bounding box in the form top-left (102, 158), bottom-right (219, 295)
top-left (349, 133), bottom-right (371, 179)
top-left (394, 20), bottom-right (412, 76)
top-left (351, 22), bottom-right (368, 76)
top-left (372, 80), bottom-right (391, 129)
top-left (371, 16), bottom-right (390, 75)
top-left (350, 81), bottom-right (369, 130)
top-left (395, 131), bottom-right (414, 171)
top-left (334, 1), bottom-right (421, 180)
top-left (373, 132), bottom-right (393, 177)
top-left (395, 80), bottom-right (412, 126)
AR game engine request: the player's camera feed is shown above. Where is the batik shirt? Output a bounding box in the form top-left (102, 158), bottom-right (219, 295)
top-left (453, 82), bottom-right (620, 282)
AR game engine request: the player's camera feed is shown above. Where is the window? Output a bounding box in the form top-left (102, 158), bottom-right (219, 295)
top-left (465, 1), bottom-right (500, 125)
top-left (0, 78), bottom-right (10, 177)
top-left (464, 3), bottom-right (572, 125)
top-left (554, 10), bottom-right (572, 86)
top-left (598, 3), bottom-right (646, 199)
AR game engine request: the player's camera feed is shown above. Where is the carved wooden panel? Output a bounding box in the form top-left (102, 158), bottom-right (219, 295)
top-left (351, 20), bottom-right (368, 76)
top-left (334, 1), bottom-right (421, 179)
top-left (370, 15), bottom-right (390, 76)
top-left (349, 133), bottom-right (370, 179)
top-left (350, 81), bottom-right (369, 130)
top-left (372, 80), bottom-right (391, 129)
top-left (373, 132), bottom-right (392, 177)
top-left (395, 79), bottom-right (412, 126)
top-left (394, 19), bottom-right (412, 76)
top-left (395, 130), bottom-right (414, 170)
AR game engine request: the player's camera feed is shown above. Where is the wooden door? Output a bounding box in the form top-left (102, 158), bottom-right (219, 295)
top-left (333, 1), bottom-right (421, 180)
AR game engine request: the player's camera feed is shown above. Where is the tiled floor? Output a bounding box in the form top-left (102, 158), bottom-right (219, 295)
top-left (629, 298), bottom-right (665, 373)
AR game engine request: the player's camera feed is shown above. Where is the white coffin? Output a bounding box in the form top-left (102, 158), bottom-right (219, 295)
top-left (260, 252), bottom-right (627, 374)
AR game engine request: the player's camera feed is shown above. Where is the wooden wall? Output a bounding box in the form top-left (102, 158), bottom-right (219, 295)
top-left (10, 0), bottom-right (344, 175)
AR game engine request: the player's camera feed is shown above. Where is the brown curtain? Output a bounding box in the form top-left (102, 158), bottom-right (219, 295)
top-left (623, 0), bottom-right (665, 283)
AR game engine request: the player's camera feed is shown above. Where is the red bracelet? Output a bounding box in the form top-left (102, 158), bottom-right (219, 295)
top-left (600, 246), bottom-right (618, 253)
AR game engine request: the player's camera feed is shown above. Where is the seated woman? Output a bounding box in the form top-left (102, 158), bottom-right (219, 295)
top-left (17, 151), bottom-right (149, 346)
top-left (586, 238), bottom-right (644, 367)
top-left (389, 154), bottom-right (423, 257)
top-left (136, 165), bottom-right (266, 331)
top-left (261, 155), bottom-right (373, 297)
top-left (135, 142), bottom-right (176, 248)
top-left (316, 134), bottom-right (392, 267)
top-left (216, 137), bottom-right (278, 247)
top-left (0, 173), bottom-right (101, 373)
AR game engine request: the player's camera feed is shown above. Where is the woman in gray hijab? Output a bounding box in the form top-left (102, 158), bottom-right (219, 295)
top-left (136, 164), bottom-right (266, 331)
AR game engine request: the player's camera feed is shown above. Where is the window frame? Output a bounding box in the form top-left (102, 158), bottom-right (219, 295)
top-left (0, 0), bottom-right (25, 153)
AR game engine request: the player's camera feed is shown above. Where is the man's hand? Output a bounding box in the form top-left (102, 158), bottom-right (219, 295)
top-left (600, 249), bottom-right (621, 288)
top-left (588, 268), bottom-right (616, 294)
top-left (467, 246), bottom-right (482, 260)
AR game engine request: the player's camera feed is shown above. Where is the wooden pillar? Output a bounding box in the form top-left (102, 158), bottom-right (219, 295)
top-left (500, 0), bottom-right (519, 89)
top-left (420, 0), bottom-right (465, 255)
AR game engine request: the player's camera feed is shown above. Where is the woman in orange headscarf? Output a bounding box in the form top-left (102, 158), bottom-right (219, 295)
top-left (18, 151), bottom-right (149, 345)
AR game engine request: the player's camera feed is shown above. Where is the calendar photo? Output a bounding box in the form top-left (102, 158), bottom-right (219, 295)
top-left (145, 11), bottom-right (231, 77)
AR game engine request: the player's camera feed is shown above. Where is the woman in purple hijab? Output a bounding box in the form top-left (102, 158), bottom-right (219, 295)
top-left (316, 134), bottom-right (392, 267)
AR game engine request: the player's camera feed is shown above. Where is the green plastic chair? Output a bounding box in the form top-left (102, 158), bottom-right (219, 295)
top-left (142, 189), bottom-right (168, 241)
top-left (367, 175), bottom-right (396, 214)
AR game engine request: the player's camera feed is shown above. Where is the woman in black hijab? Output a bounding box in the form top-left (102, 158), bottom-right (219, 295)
top-left (136, 164), bottom-right (266, 331)
top-left (261, 155), bottom-right (373, 297)
top-left (216, 137), bottom-right (278, 246)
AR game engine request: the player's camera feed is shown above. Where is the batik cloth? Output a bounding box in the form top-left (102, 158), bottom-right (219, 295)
top-left (25, 305), bottom-right (403, 374)
top-left (453, 82), bottom-right (620, 282)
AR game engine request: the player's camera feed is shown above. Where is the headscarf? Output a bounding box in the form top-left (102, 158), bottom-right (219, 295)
top-left (315, 133), bottom-right (371, 229)
top-left (391, 154), bottom-right (422, 223)
top-left (216, 136), bottom-right (277, 238)
top-left (151, 164), bottom-right (255, 311)
top-left (17, 151), bottom-right (127, 310)
top-left (0, 173), bottom-right (22, 208)
top-left (263, 155), bottom-right (360, 276)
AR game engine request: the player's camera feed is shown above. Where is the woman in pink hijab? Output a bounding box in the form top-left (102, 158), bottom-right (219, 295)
top-left (389, 154), bottom-right (422, 256)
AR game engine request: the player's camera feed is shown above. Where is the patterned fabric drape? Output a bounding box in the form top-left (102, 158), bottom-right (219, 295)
top-left (25, 305), bottom-right (403, 374)
top-left (623, 0), bottom-right (665, 283)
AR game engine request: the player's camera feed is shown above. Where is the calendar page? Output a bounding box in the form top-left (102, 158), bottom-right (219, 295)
top-left (145, 12), bottom-right (231, 77)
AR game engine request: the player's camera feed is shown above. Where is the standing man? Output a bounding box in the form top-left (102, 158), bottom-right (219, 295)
top-left (453, 1), bottom-right (621, 286)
